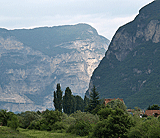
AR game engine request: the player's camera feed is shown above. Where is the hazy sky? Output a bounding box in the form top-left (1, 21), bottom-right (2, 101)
top-left (0, 0), bottom-right (154, 40)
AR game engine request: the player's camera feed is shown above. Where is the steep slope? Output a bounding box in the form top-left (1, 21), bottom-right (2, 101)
top-left (87, 0), bottom-right (160, 109)
top-left (0, 24), bottom-right (109, 112)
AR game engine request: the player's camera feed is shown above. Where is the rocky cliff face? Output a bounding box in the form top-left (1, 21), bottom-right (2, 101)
top-left (87, 0), bottom-right (160, 109)
top-left (0, 24), bottom-right (109, 112)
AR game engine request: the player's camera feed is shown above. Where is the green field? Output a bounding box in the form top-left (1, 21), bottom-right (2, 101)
top-left (0, 126), bottom-right (87, 138)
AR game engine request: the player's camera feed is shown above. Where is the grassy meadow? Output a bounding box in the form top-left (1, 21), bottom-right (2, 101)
top-left (0, 126), bottom-right (88, 138)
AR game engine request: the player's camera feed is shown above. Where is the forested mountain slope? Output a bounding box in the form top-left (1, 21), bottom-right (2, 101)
top-left (87, 0), bottom-right (160, 109)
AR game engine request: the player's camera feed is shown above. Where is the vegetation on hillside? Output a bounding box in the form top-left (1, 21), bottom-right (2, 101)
top-left (90, 39), bottom-right (160, 109)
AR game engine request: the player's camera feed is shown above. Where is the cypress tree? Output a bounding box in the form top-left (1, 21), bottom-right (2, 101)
top-left (71, 95), bottom-right (76, 113)
top-left (53, 83), bottom-right (63, 112)
top-left (87, 85), bottom-right (100, 113)
top-left (75, 95), bottom-right (84, 112)
top-left (63, 87), bottom-right (72, 114)
top-left (84, 95), bottom-right (89, 111)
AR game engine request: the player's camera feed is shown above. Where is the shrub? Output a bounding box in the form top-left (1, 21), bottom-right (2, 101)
top-left (17, 111), bottom-right (41, 129)
top-left (62, 116), bottom-right (76, 126)
top-left (42, 110), bottom-right (62, 125)
top-left (92, 107), bottom-right (134, 138)
top-left (28, 110), bottom-right (63, 131)
top-left (127, 117), bottom-right (160, 138)
top-left (97, 107), bottom-right (113, 120)
top-left (40, 123), bottom-right (50, 131)
top-left (53, 121), bottom-right (67, 130)
top-left (28, 120), bottom-right (40, 130)
top-left (7, 115), bottom-right (19, 130)
top-left (67, 120), bottom-right (91, 136)
top-left (61, 113), bottom-right (68, 120)
top-left (69, 110), bottom-right (99, 124)
top-left (0, 110), bottom-right (15, 126)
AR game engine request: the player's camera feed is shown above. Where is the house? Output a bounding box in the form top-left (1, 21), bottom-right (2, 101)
top-left (145, 110), bottom-right (160, 117)
top-left (104, 98), bottom-right (124, 106)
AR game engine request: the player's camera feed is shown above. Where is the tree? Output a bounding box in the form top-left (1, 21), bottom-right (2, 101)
top-left (7, 115), bottom-right (19, 130)
top-left (53, 83), bottom-right (63, 112)
top-left (71, 95), bottom-right (76, 113)
top-left (87, 86), bottom-right (100, 113)
top-left (18, 111), bottom-right (40, 129)
top-left (75, 95), bottom-right (84, 112)
top-left (84, 95), bottom-right (89, 111)
top-left (97, 107), bottom-right (113, 120)
top-left (127, 117), bottom-right (160, 138)
top-left (0, 110), bottom-right (14, 126)
top-left (92, 107), bottom-right (134, 138)
top-left (28, 110), bottom-right (62, 131)
top-left (107, 99), bottom-right (127, 112)
top-left (147, 104), bottom-right (160, 110)
top-left (63, 87), bottom-right (73, 114)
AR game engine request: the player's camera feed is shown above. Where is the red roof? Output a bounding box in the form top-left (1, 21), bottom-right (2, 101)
top-left (104, 98), bottom-right (124, 106)
top-left (145, 110), bottom-right (160, 117)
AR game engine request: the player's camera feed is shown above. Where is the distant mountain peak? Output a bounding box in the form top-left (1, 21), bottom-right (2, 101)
top-left (0, 24), bottom-right (110, 112)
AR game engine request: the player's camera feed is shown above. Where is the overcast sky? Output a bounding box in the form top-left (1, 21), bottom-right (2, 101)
top-left (0, 0), bottom-right (154, 40)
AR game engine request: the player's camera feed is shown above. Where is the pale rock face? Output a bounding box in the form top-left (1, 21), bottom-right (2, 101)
top-left (0, 31), bottom-right (109, 112)
top-left (107, 19), bottom-right (160, 62)
top-left (51, 38), bottom-right (108, 97)
top-left (107, 29), bottom-right (134, 61)
top-left (153, 23), bottom-right (160, 43)
top-left (145, 20), bottom-right (159, 41)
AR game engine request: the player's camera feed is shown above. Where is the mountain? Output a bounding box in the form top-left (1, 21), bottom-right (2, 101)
top-left (0, 23), bottom-right (110, 112)
top-left (86, 0), bottom-right (160, 109)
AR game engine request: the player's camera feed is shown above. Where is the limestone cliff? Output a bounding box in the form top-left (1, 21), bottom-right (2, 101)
top-left (0, 24), bottom-right (109, 112)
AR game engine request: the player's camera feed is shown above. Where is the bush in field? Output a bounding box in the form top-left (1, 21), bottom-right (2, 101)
top-left (61, 113), bottom-right (68, 120)
top-left (67, 120), bottom-right (91, 136)
top-left (17, 111), bottom-right (41, 129)
top-left (28, 120), bottom-right (41, 130)
top-left (97, 107), bottom-right (113, 120)
top-left (28, 110), bottom-right (63, 131)
top-left (53, 121), bottom-right (67, 131)
top-left (92, 107), bottom-right (134, 138)
top-left (107, 99), bottom-right (127, 112)
top-left (127, 117), bottom-right (160, 138)
top-left (65, 111), bottom-right (99, 136)
top-left (0, 110), bottom-right (15, 126)
top-left (69, 110), bottom-right (99, 124)
top-left (42, 109), bottom-right (62, 124)
top-left (7, 115), bottom-right (19, 130)
top-left (62, 116), bottom-right (76, 126)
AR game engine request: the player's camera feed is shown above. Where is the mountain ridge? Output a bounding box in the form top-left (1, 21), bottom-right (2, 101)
top-left (86, 0), bottom-right (160, 109)
top-left (0, 23), bottom-right (110, 112)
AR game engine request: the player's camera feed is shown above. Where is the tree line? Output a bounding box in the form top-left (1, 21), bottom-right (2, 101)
top-left (1, 94), bottom-right (160, 137)
top-left (53, 83), bottom-right (100, 114)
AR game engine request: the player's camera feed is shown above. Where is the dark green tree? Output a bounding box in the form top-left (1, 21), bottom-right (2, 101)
top-left (18, 111), bottom-right (40, 129)
top-left (147, 104), bottom-right (160, 110)
top-left (92, 107), bottom-right (134, 138)
top-left (128, 117), bottom-right (160, 138)
top-left (63, 87), bottom-right (73, 114)
top-left (7, 115), bottom-right (19, 130)
top-left (75, 95), bottom-right (84, 112)
top-left (87, 86), bottom-right (100, 113)
top-left (71, 95), bottom-right (76, 113)
top-left (107, 99), bottom-right (127, 112)
top-left (84, 95), bottom-right (89, 111)
top-left (53, 83), bottom-right (63, 112)
top-left (0, 110), bottom-right (14, 126)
